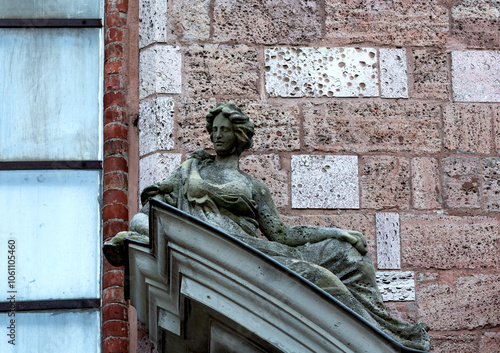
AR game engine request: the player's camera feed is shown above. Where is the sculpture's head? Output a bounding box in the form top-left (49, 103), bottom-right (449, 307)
top-left (206, 102), bottom-right (255, 156)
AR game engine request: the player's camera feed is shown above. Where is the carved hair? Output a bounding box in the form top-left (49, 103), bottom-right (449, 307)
top-left (206, 102), bottom-right (255, 155)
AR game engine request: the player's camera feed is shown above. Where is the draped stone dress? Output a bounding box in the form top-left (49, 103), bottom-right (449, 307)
top-left (140, 151), bottom-right (430, 351)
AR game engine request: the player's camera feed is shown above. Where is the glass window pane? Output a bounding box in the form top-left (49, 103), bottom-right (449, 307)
top-left (0, 28), bottom-right (102, 161)
top-left (0, 170), bottom-right (101, 301)
top-left (0, 0), bottom-right (103, 19)
top-left (0, 309), bottom-right (100, 353)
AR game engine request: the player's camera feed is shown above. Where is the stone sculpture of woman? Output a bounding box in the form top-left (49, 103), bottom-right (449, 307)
top-left (105, 102), bottom-right (430, 351)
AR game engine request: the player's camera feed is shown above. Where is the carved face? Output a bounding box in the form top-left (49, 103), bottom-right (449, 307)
top-left (212, 113), bottom-right (237, 156)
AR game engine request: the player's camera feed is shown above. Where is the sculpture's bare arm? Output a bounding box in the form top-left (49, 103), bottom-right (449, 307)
top-left (251, 178), bottom-right (367, 255)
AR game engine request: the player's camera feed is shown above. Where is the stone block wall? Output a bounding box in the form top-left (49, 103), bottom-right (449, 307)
top-left (133, 1), bottom-right (500, 351)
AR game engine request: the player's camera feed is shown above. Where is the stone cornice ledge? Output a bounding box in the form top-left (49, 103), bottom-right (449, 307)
top-left (124, 199), bottom-right (426, 353)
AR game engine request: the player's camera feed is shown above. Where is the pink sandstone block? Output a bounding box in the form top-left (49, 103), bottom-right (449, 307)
top-left (443, 104), bottom-right (492, 154)
top-left (401, 215), bottom-right (498, 269)
top-left (479, 332), bottom-right (500, 353)
top-left (482, 158), bottom-right (500, 211)
top-left (303, 101), bottom-right (441, 154)
top-left (442, 157), bottom-right (481, 209)
top-left (411, 49), bottom-right (449, 100)
top-left (418, 273), bottom-right (500, 330)
top-left (361, 156), bottom-right (410, 209)
top-left (429, 333), bottom-right (477, 353)
top-left (325, 0), bottom-right (449, 46)
top-left (411, 157), bottom-right (441, 210)
top-left (213, 0), bottom-right (322, 44)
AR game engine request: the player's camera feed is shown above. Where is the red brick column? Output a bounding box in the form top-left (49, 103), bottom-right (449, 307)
top-left (103, 0), bottom-right (130, 352)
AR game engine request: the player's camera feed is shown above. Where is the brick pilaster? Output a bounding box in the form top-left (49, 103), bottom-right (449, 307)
top-left (103, 0), bottom-right (129, 352)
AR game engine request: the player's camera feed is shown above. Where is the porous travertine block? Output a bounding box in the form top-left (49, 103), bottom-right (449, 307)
top-left (379, 48), bottom-right (408, 98)
top-left (442, 157), bottom-right (481, 209)
top-left (401, 215), bottom-right (498, 269)
top-left (282, 214), bottom-right (376, 261)
top-left (411, 157), bottom-right (441, 209)
top-left (184, 44), bottom-right (259, 98)
top-left (452, 0), bottom-right (500, 49)
top-left (412, 50), bottom-right (449, 100)
top-left (376, 213), bottom-right (400, 269)
top-left (325, 0), bottom-right (448, 46)
top-left (482, 158), bottom-right (500, 211)
top-left (240, 154), bottom-right (288, 208)
top-left (139, 0), bottom-right (167, 48)
top-left (480, 332), bottom-right (500, 353)
top-left (139, 45), bottom-right (181, 99)
top-left (302, 101), bottom-right (441, 153)
top-left (375, 271), bottom-right (414, 301)
top-left (139, 97), bottom-right (175, 156)
top-left (213, 0), bottom-right (322, 44)
top-left (170, 0), bottom-right (210, 42)
top-left (418, 274), bottom-right (500, 330)
top-left (265, 47), bottom-right (378, 98)
top-left (291, 155), bottom-right (359, 209)
top-left (361, 156), bottom-right (411, 209)
top-left (452, 51), bottom-right (500, 102)
top-left (176, 98), bottom-right (300, 152)
top-left (429, 333), bottom-right (477, 353)
top-left (443, 104), bottom-right (492, 153)
top-left (139, 153), bottom-right (182, 200)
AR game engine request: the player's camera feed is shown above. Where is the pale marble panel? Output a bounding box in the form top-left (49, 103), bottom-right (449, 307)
top-left (139, 97), bottom-right (175, 156)
top-left (139, 0), bottom-right (168, 48)
top-left (376, 271), bottom-right (415, 302)
top-left (380, 48), bottom-right (408, 98)
top-left (265, 47), bottom-right (379, 97)
top-left (139, 153), bottom-right (182, 201)
top-left (291, 155), bottom-right (359, 209)
top-left (376, 213), bottom-right (401, 269)
top-left (139, 45), bottom-right (182, 99)
top-left (452, 51), bottom-right (500, 102)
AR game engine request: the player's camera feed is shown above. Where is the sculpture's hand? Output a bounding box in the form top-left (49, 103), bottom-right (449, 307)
top-left (340, 230), bottom-right (367, 255)
top-left (158, 180), bottom-right (173, 193)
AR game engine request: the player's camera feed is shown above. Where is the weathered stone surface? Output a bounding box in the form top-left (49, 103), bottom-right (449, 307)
top-left (495, 107), bottom-right (500, 153)
top-left (303, 101), bottom-right (441, 153)
top-left (401, 215), bottom-right (498, 269)
top-left (184, 45), bottom-right (259, 98)
top-left (281, 214), bottom-right (376, 261)
top-left (412, 50), bottom-right (449, 100)
top-left (375, 271), bottom-right (414, 301)
top-left (379, 48), bottom-right (408, 98)
top-left (452, 0), bottom-right (500, 49)
top-left (442, 157), bottom-right (481, 209)
top-left (170, 0), bottom-right (210, 42)
top-left (139, 153), bottom-right (182, 200)
top-left (384, 302), bottom-right (416, 325)
top-left (139, 97), bottom-right (175, 156)
top-left (479, 332), bottom-right (500, 353)
top-left (443, 104), bottom-right (492, 154)
top-left (213, 0), bottom-right (322, 44)
top-left (418, 274), bottom-right (500, 330)
top-left (361, 156), bottom-right (410, 209)
top-left (376, 213), bottom-right (400, 269)
top-left (291, 155), bottom-right (359, 209)
top-left (429, 333), bottom-right (477, 353)
top-left (240, 154), bottom-right (288, 208)
top-left (411, 157), bottom-right (441, 210)
top-left (177, 98), bottom-right (301, 152)
top-left (265, 47), bottom-right (379, 98)
top-left (482, 158), bottom-right (500, 211)
top-left (452, 51), bottom-right (500, 102)
top-left (139, 45), bottom-right (182, 99)
top-left (138, 0), bottom-right (168, 48)
top-left (325, 0), bottom-right (449, 46)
